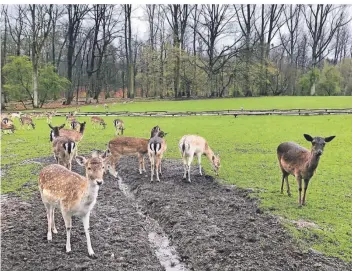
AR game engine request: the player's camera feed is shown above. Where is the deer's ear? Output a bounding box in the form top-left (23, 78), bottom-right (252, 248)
top-left (76, 156), bottom-right (87, 166)
top-left (48, 124), bottom-right (54, 129)
top-left (59, 124), bottom-right (65, 129)
top-left (325, 136), bottom-right (335, 142)
top-left (304, 134), bottom-right (313, 142)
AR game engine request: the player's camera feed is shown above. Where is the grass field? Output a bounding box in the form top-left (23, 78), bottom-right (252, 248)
top-left (1, 97), bottom-right (352, 261)
top-left (48, 96), bottom-right (352, 113)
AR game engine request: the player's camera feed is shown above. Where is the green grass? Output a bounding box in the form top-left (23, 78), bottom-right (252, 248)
top-left (52, 96), bottom-right (352, 113)
top-left (1, 97), bottom-right (352, 261)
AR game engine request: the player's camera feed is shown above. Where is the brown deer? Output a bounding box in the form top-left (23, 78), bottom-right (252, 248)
top-left (91, 116), bottom-right (106, 129)
top-left (113, 119), bottom-right (125, 135)
top-left (178, 135), bottom-right (220, 183)
top-left (148, 131), bottom-right (167, 182)
top-left (49, 122), bottom-right (86, 143)
top-left (277, 134), bottom-right (335, 207)
top-left (1, 121), bottom-right (15, 134)
top-left (50, 126), bottom-right (76, 170)
top-left (20, 116), bottom-right (35, 129)
top-left (38, 151), bottom-right (110, 257)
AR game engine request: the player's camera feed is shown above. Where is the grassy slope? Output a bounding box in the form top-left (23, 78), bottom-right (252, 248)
top-left (55, 96), bottom-right (352, 113)
top-left (1, 98), bottom-right (352, 261)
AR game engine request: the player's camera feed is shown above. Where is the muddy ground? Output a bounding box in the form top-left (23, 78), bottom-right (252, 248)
top-left (1, 156), bottom-right (351, 271)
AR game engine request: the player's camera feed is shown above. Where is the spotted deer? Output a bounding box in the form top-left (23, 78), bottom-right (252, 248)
top-left (178, 135), bottom-right (220, 183)
top-left (148, 131), bottom-right (167, 182)
top-left (277, 134), bottom-right (335, 207)
top-left (50, 125), bottom-right (76, 170)
top-left (38, 151), bottom-right (112, 257)
top-left (20, 116), bottom-right (35, 129)
top-left (113, 119), bottom-right (125, 135)
top-left (91, 116), bottom-right (106, 129)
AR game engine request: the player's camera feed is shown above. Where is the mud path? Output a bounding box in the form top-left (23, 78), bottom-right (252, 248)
top-left (1, 156), bottom-right (351, 271)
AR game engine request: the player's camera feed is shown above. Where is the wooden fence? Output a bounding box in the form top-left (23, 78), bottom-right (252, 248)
top-left (52, 108), bottom-right (352, 118)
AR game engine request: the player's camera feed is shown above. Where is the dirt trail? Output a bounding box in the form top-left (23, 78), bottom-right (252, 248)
top-left (1, 156), bottom-right (351, 271)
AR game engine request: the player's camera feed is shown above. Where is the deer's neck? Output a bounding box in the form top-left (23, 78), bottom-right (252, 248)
top-left (307, 151), bottom-right (320, 172)
top-left (204, 145), bottom-right (215, 162)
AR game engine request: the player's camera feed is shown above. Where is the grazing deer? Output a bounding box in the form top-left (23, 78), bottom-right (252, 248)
top-left (113, 119), bottom-right (125, 135)
top-left (38, 151), bottom-right (110, 257)
top-left (277, 134), bottom-right (335, 207)
top-left (66, 113), bottom-right (76, 124)
top-left (148, 131), bottom-right (167, 182)
top-left (178, 135), bottom-right (220, 183)
top-left (91, 116), bottom-right (106, 129)
top-left (20, 116), bottom-right (35, 130)
top-left (50, 126), bottom-right (76, 170)
top-left (1, 121), bottom-right (15, 133)
top-left (10, 112), bottom-right (22, 119)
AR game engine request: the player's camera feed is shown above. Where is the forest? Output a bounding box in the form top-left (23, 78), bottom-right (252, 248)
top-left (1, 4), bottom-right (352, 108)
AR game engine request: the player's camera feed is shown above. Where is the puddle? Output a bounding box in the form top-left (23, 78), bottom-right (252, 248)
top-left (117, 178), bottom-right (187, 271)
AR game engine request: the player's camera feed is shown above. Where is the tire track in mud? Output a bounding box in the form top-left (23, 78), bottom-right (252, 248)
top-left (1, 155), bottom-right (351, 270)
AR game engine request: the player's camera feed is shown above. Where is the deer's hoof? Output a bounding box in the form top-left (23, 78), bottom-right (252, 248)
top-left (89, 253), bottom-right (97, 259)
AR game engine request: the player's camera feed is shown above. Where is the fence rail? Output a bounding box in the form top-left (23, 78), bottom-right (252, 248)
top-left (51, 108), bottom-right (352, 118)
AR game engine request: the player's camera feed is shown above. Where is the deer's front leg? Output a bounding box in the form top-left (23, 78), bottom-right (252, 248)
top-left (82, 213), bottom-right (95, 257)
top-left (302, 179), bottom-right (310, 206)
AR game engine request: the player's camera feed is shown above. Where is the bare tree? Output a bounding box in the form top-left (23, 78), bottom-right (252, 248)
top-left (163, 4), bottom-right (192, 97)
top-left (123, 4), bottom-right (134, 98)
top-left (303, 4), bottom-right (351, 95)
top-left (5, 5), bottom-right (26, 56)
top-left (1, 6), bottom-right (9, 108)
top-left (197, 4), bottom-right (241, 97)
top-left (65, 4), bottom-right (89, 105)
top-left (234, 4), bottom-right (257, 96)
top-left (28, 4), bottom-right (53, 108)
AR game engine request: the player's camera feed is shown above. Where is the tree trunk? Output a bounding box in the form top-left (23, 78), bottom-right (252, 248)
top-left (32, 61), bottom-right (39, 107)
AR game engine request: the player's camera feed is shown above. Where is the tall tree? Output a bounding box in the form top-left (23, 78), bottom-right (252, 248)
top-left (124, 4), bottom-right (134, 98)
top-left (164, 4), bottom-right (191, 97)
top-left (65, 4), bottom-right (89, 105)
top-left (197, 4), bottom-right (241, 97)
top-left (28, 4), bottom-right (53, 108)
top-left (303, 4), bottom-right (351, 95)
top-left (234, 4), bottom-right (257, 96)
top-left (1, 6), bottom-right (9, 108)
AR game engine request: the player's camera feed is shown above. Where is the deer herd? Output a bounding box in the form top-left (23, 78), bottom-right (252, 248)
top-left (1, 109), bottom-right (336, 257)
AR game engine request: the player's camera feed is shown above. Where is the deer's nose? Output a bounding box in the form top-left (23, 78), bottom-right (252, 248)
top-left (317, 150), bottom-right (323, 156)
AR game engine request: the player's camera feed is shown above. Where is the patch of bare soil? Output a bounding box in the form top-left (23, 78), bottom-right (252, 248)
top-left (1, 156), bottom-right (351, 271)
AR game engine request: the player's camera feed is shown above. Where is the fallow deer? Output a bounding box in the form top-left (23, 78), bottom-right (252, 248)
top-left (38, 151), bottom-right (112, 257)
top-left (277, 134), bottom-right (335, 207)
top-left (70, 120), bottom-right (81, 131)
top-left (178, 135), bottom-right (220, 183)
top-left (91, 116), bottom-right (106, 129)
top-left (20, 116), bottom-right (35, 130)
top-left (148, 131), bottom-right (167, 182)
top-left (113, 119), bottom-right (125, 136)
top-left (1, 121), bottom-right (15, 133)
top-left (50, 125), bottom-right (76, 170)
top-left (49, 122), bottom-right (86, 143)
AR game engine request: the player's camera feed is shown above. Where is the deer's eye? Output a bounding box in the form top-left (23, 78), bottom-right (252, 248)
top-left (88, 167), bottom-right (91, 170)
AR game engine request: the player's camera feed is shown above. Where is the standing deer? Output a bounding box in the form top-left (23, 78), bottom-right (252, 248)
top-left (104, 126), bottom-right (164, 176)
top-left (91, 116), bottom-right (106, 129)
top-left (1, 121), bottom-right (15, 134)
top-left (148, 131), bottom-right (167, 182)
top-left (70, 120), bottom-right (81, 131)
top-left (178, 135), bottom-right (220, 183)
top-left (38, 151), bottom-right (110, 257)
top-left (49, 122), bottom-right (86, 143)
top-left (20, 116), bottom-right (35, 129)
top-left (277, 134), bottom-right (335, 207)
top-left (113, 119), bottom-right (125, 135)
top-left (50, 125), bottom-right (76, 170)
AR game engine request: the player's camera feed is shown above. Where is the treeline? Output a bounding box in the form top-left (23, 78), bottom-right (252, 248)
top-left (1, 4), bottom-right (352, 108)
